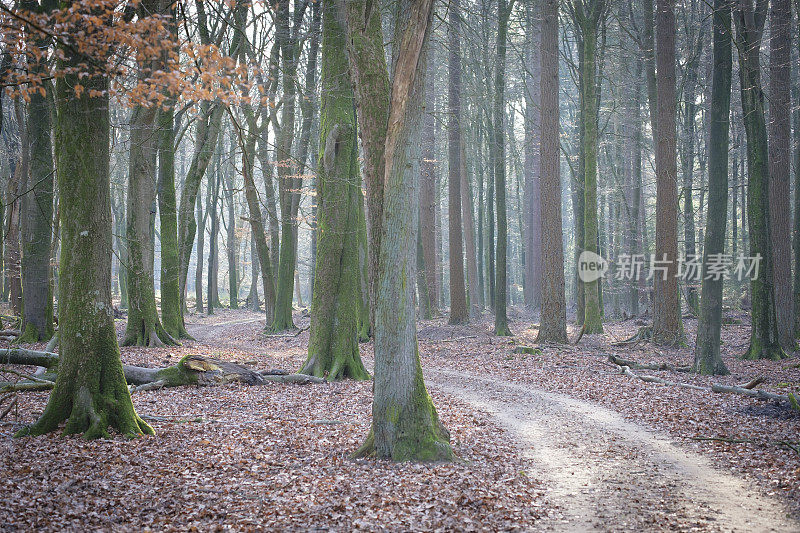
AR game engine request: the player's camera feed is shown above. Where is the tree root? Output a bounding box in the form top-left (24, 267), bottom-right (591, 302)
top-left (571, 324), bottom-right (587, 345)
top-left (612, 325), bottom-right (652, 346)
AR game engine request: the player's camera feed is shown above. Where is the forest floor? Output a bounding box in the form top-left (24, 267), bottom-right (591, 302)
top-left (1, 306), bottom-right (799, 531)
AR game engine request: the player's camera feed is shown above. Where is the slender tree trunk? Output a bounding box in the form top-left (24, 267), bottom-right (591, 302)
top-left (225, 157), bottom-right (238, 309)
top-left (156, 5), bottom-right (189, 340)
top-left (524, 0), bottom-right (542, 311)
top-left (734, 0), bottom-right (786, 360)
top-left (767, 0), bottom-right (795, 349)
top-left (461, 143), bottom-right (480, 317)
top-left (694, 0), bottom-right (732, 375)
top-left (448, 0), bottom-right (468, 324)
top-left (195, 190), bottom-right (205, 313)
top-left (493, 0), bottom-right (513, 336)
top-left (652, 0), bottom-right (683, 344)
top-left (420, 56), bottom-right (439, 316)
top-left (538, 0), bottom-right (567, 343)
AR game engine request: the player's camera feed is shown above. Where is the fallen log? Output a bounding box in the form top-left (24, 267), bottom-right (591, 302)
top-left (0, 349), bottom-right (328, 392)
top-left (613, 363), bottom-right (799, 412)
top-left (608, 354), bottom-right (691, 373)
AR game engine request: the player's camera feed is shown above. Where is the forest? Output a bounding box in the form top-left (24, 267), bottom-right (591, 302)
top-left (0, 0), bottom-right (799, 530)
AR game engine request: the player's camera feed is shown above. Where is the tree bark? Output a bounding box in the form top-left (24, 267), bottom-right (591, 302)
top-left (19, 18), bottom-right (54, 342)
top-left (694, 0), bottom-right (732, 376)
top-left (652, 0), bottom-right (683, 344)
top-left (123, 93), bottom-right (175, 347)
top-left (733, 0), bottom-right (786, 360)
top-left (17, 29), bottom-right (152, 438)
top-left (492, 0), bottom-right (513, 337)
top-left (301, 0), bottom-right (370, 381)
top-left (346, 0), bottom-right (452, 462)
top-left (523, 0), bottom-right (542, 311)
top-left (767, 0), bottom-right (795, 349)
top-left (538, 0), bottom-right (568, 343)
top-left (448, 0), bottom-right (468, 325)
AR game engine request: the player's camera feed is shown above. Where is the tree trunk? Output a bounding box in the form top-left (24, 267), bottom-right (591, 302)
top-left (538, 0), bottom-right (567, 343)
top-left (447, 0), bottom-right (468, 325)
top-left (461, 143), bottom-right (480, 317)
top-left (767, 0), bottom-right (795, 349)
top-left (240, 137), bottom-right (276, 323)
top-left (523, 0), bottom-right (542, 311)
top-left (573, 1), bottom-right (605, 334)
top-left (225, 155), bottom-right (238, 310)
top-left (301, 0), bottom-right (370, 381)
top-left (652, 0), bottom-right (683, 344)
top-left (420, 56), bottom-right (439, 317)
top-left (19, 38), bottom-right (54, 342)
top-left (694, 0), bottom-right (732, 376)
top-left (177, 103), bottom-right (224, 311)
top-left (123, 100), bottom-right (175, 347)
top-left (347, 0), bottom-right (452, 462)
top-left (195, 190), bottom-right (205, 313)
top-left (734, 0), bottom-right (786, 360)
top-left (794, 0), bottom-right (800, 337)
top-left (270, 0), bottom-right (304, 332)
top-left (342, 0), bottom-right (391, 332)
top-left (156, 5), bottom-right (189, 340)
top-left (17, 34), bottom-right (152, 439)
top-left (493, 0), bottom-right (513, 336)
top-left (207, 169), bottom-right (221, 314)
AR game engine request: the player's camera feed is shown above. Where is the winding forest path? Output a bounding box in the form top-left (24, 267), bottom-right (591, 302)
top-left (426, 368), bottom-right (798, 532)
top-left (186, 313), bottom-right (798, 532)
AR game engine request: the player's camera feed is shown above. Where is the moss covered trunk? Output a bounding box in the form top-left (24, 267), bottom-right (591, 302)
top-left (123, 102), bottom-right (175, 348)
top-left (349, 0), bottom-right (452, 462)
top-left (20, 25), bottom-right (54, 343)
top-left (270, 0), bottom-right (300, 332)
top-left (579, 15), bottom-right (603, 335)
top-left (300, 0), bottom-right (369, 381)
top-left (694, 0), bottom-right (731, 375)
top-left (734, 1), bottom-right (786, 360)
top-left (17, 42), bottom-right (152, 439)
top-left (158, 104), bottom-right (189, 340)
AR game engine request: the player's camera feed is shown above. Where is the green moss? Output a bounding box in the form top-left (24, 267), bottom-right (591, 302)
top-left (154, 356), bottom-right (200, 387)
top-left (16, 323), bottom-right (41, 344)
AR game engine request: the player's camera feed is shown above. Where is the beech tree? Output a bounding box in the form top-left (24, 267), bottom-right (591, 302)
top-left (733, 0), bottom-right (786, 360)
top-left (569, 0), bottom-right (606, 335)
top-left (18, 0), bottom-right (55, 343)
top-left (300, 0), bottom-right (369, 381)
top-left (16, 1), bottom-right (153, 439)
top-left (767, 0), bottom-right (794, 349)
top-left (346, 0), bottom-right (452, 461)
top-left (694, 0), bottom-right (732, 375)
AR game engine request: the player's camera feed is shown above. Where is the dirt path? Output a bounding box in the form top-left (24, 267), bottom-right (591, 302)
top-left (186, 314), bottom-right (797, 531)
top-left (425, 368), bottom-right (798, 532)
